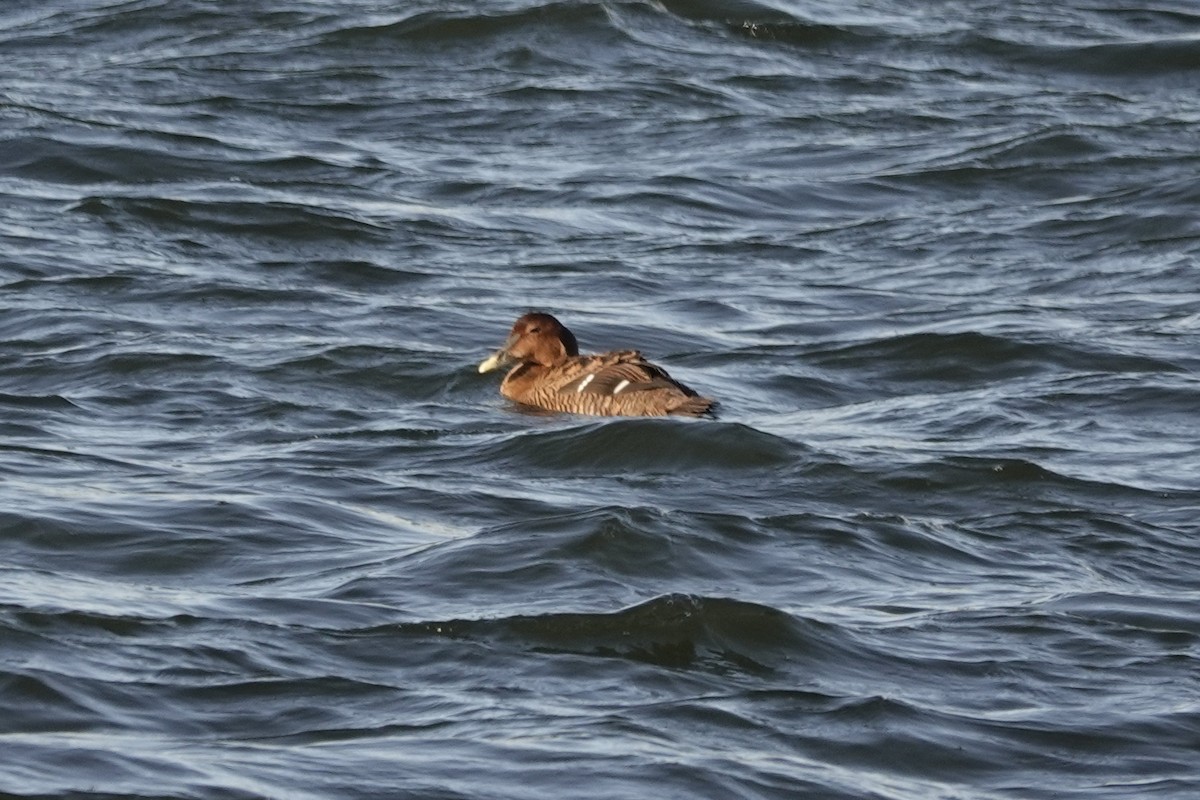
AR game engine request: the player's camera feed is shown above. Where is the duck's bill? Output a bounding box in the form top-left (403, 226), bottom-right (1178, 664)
top-left (478, 349), bottom-right (511, 373)
top-left (479, 332), bottom-right (519, 373)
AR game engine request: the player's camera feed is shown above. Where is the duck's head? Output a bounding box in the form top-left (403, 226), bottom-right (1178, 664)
top-left (478, 312), bottom-right (579, 372)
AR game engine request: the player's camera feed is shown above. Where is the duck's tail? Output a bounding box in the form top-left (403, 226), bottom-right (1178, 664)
top-left (669, 396), bottom-right (718, 418)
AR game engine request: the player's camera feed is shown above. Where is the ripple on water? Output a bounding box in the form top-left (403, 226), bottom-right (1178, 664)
top-left (3, 0), bottom-right (1199, 798)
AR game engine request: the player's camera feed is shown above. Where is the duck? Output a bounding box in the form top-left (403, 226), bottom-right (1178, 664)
top-left (478, 312), bottom-right (716, 417)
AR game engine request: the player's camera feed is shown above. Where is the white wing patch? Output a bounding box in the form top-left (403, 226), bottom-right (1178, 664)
top-left (575, 373), bottom-right (596, 393)
top-left (612, 379), bottom-right (631, 395)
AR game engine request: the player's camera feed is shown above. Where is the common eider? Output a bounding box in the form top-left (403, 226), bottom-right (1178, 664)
top-left (478, 312), bottom-right (716, 418)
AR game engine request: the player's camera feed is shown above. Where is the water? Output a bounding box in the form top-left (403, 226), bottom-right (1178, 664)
top-left (3, 1), bottom-right (1199, 797)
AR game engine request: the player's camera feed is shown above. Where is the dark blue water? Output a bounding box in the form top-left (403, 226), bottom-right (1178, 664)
top-left (3, 1), bottom-right (1199, 798)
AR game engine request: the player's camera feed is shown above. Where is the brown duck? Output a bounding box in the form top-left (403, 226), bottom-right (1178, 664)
top-left (478, 313), bottom-right (716, 417)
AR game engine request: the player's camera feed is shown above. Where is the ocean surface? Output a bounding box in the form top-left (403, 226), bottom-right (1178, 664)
top-left (3, 1), bottom-right (1199, 798)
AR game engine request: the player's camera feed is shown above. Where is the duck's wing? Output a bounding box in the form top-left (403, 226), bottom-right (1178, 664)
top-left (555, 351), bottom-right (696, 397)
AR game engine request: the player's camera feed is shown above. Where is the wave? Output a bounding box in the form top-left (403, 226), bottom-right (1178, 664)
top-left (320, 1), bottom-right (616, 46)
top-left (0, 134), bottom-right (236, 185)
top-left (655, 0), bottom-right (872, 44)
top-left (968, 32), bottom-right (1200, 78)
top-left (805, 330), bottom-right (1185, 387)
top-left (72, 196), bottom-right (392, 241)
top-left (375, 593), bottom-right (805, 672)
top-left (0, 391), bottom-right (80, 411)
top-left (477, 418), bottom-right (803, 474)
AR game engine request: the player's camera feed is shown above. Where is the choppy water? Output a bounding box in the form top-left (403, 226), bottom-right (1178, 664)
top-left (3, 1), bottom-right (1200, 798)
